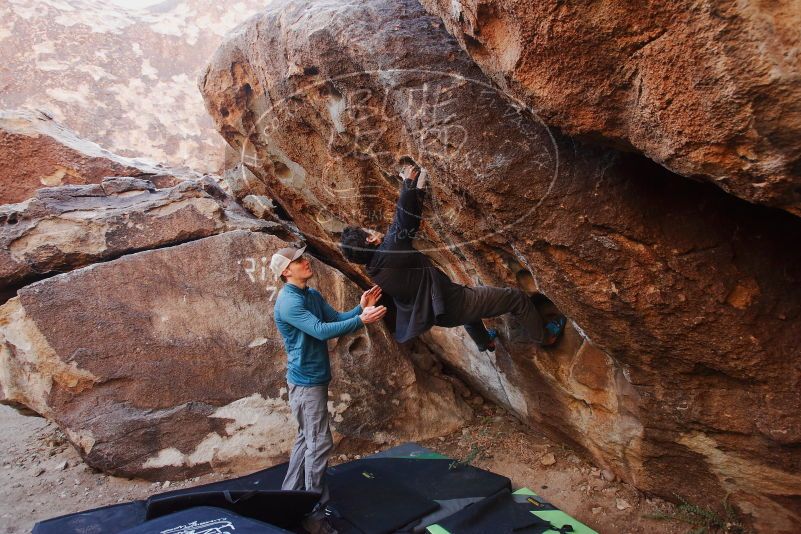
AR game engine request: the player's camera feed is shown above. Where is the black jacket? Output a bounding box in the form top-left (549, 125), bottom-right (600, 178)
top-left (366, 179), bottom-right (457, 342)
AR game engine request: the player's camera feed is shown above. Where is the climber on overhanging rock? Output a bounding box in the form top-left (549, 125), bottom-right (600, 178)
top-left (339, 159), bottom-right (567, 352)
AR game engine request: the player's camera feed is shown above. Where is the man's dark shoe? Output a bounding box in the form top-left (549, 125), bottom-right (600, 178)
top-left (541, 316), bottom-right (567, 347)
top-left (302, 511), bottom-right (338, 534)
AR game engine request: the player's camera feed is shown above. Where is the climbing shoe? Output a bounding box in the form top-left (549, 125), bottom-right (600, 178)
top-left (478, 328), bottom-right (498, 352)
top-left (541, 316), bottom-right (566, 347)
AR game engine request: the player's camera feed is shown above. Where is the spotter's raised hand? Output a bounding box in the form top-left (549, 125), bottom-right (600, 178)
top-left (360, 285), bottom-right (383, 308)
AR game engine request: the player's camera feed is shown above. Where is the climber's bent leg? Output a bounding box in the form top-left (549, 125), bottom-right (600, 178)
top-left (463, 320), bottom-right (494, 350)
top-left (457, 286), bottom-right (545, 344)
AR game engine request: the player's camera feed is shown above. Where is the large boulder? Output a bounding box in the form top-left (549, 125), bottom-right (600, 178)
top-left (0, 175), bottom-right (273, 303)
top-left (0, 230), bottom-right (470, 479)
top-left (0, 110), bottom-right (195, 205)
top-left (419, 0), bottom-right (801, 217)
top-left (199, 0), bottom-right (801, 529)
top-left (0, 0), bottom-right (269, 172)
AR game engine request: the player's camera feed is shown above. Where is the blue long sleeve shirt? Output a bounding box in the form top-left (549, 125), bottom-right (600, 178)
top-left (274, 282), bottom-right (363, 386)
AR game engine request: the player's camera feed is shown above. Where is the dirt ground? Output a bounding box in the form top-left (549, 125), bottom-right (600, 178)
top-left (416, 404), bottom-right (685, 534)
top-left (0, 403), bottom-right (686, 534)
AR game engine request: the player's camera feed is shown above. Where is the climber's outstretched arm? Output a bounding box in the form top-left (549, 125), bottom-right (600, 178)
top-left (387, 165), bottom-right (425, 244)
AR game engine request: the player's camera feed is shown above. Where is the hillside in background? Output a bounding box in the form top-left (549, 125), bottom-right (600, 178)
top-left (0, 0), bottom-right (268, 172)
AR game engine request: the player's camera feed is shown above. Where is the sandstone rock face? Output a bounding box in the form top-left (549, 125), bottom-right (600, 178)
top-left (0, 0), bottom-right (268, 172)
top-left (419, 0), bottom-right (801, 217)
top-left (0, 175), bottom-right (273, 302)
top-left (0, 230), bottom-right (470, 479)
top-left (200, 0), bottom-right (801, 529)
top-left (1, 110), bottom-right (196, 204)
top-left (421, 325), bottom-right (642, 481)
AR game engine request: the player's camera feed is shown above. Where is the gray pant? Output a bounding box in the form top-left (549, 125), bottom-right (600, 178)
top-left (436, 286), bottom-right (544, 348)
top-left (281, 383), bottom-right (333, 501)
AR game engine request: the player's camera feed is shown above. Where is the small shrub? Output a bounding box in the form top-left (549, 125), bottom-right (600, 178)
top-left (644, 493), bottom-right (749, 534)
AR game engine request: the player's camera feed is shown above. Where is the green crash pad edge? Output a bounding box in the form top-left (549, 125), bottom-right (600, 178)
top-left (532, 509), bottom-right (598, 534)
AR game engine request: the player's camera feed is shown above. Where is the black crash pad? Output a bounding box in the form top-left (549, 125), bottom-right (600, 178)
top-left (146, 489), bottom-right (318, 529)
top-left (32, 443), bottom-right (515, 534)
top-left (32, 500), bottom-right (147, 534)
top-left (432, 489), bottom-right (552, 534)
top-left (332, 457), bottom-right (511, 501)
top-left (148, 461), bottom-right (289, 504)
top-left (119, 505), bottom-right (291, 534)
top-left (325, 461), bottom-right (439, 534)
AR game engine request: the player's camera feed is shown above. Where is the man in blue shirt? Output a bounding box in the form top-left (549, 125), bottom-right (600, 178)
top-left (270, 245), bottom-right (385, 516)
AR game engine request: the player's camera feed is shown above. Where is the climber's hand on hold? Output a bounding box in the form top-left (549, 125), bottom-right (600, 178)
top-left (416, 168), bottom-right (428, 189)
top-left (400, 164), bottom-right (420, 183)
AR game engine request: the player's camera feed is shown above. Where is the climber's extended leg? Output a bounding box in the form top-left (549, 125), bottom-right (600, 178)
top-left (438, 286), bottom-right (552, 348)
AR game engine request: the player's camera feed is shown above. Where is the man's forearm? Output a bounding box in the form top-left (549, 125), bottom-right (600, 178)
top-left (391, 182), bottom-right (424, 238)
top-left (321, 299), bottom-right (361, 322)
top-left (338, 304), bottom-right (362, 321)
top-left (399, 179), bottom-right (424, 214)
